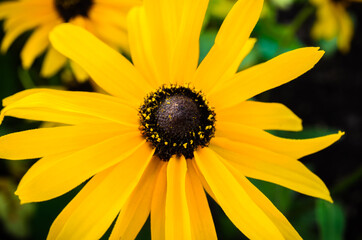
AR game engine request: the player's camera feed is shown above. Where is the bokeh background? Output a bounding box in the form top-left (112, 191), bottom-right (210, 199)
top-left (0, 0), bottom-right (361, 239)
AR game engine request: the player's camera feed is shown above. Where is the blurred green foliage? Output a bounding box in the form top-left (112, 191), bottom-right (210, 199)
top-left (0, 179), bottom-right (35, 238)
top-left (316, 200), bottom-right (345, 240)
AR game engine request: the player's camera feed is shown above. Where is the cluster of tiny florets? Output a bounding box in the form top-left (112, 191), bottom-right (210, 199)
top-left (139, 84), bottom-right (216, 161)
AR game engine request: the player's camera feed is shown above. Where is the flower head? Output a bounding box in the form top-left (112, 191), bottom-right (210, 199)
top-left (0, 0), bottom-right (140, 80)
top-left (0, 0), bottom-right (343, 239)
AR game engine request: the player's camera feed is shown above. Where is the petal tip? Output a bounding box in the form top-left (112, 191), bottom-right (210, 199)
top-left (20, 54), bottom-right (32, 69)
top-left (0, 47), bottom-right (7, 54)
top-left (317, 49), bottom-right (325, 55)
top-left (1, 42), bottom-right (9, 54)
top-left (15, 191), bottom-right (31, 205)
top-left (311, 48), bottom-right (325, 62)
top-left (316, 187), bottom-right (333, 203)
top-left (14, 186), bottom-right (22, 196)
top-left (322, 193), bottom-right (333, 203)
top-left (333, 131), bottom-right (345, 142)
top-left (14, 190), bottom-right (26, 204)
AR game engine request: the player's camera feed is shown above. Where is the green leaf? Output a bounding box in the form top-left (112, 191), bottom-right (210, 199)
top-left (316, 200), bottom-right (345, 240)
top-left (0, 179), bottom-right (35, 238)
top-left (268, 127), bottom-right (339, 139)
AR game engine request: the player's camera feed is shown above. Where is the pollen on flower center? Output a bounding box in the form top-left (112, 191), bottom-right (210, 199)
top-left (139, 85), bottom-right (216, 161)
top-left (54, 0), bottom-right (93, 22)
top-left (156, 95), bottom-right (200, 138)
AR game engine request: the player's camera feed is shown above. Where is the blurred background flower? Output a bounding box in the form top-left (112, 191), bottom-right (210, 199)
top-left (0, 0), bottom-right (140, 84)
top-left (1, 0), bottom-right (361, 239)
top-left (311, 0), bottom-right (362, 53)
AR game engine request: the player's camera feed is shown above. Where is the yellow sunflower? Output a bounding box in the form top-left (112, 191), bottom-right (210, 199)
top-left (311, 0), bottom-right (362, 53)
top-left (0, 0), bottom-right (343, 239)
top-left (0, 0), bottom-right (139, 81)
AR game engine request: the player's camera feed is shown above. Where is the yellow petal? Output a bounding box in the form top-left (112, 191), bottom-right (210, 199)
top-left (167, 0), bottom-right (209, 85)
top-left (0, 12), bottom-right (57, 53)
top-left (212, 38), bottom-right (257, 91)
top-left (189, 158), bottom-right (217, 201)
top-left (0, 1), bottom-right (17, 19)
top-left (0, 123), bottom-right (132, 160)
top-left (46, 166), bottom-right (112, 239)
top-left (1, 89), bottom-right (139, 126)
top-left (93, 0), bottom-right (140, 8)
top-left (127, 6), bottom-right (162, 87)
top-left (89, 3), bottom-right (129, 31)
top-left (0, 108), bottom-right (104, 126)
top-left (193, 0), bottom-right (263, 93)
top-left (138, 1), bottom-right (171, 85)
top-left (49, 23), bottom-right (152, 102)
top-left (47, 143), bottom-right (154, 240)
top-left (165, 156), bottom-right (192, 240)
top-left (20, 23), bottom-right (53, 69)
top-left (186, 159), bottom-right (217, 240)
top-left (211, 137), bottom-right (332, 202)
top-left (218, 101), bottom-right (302, 131)
top-left (3, 88), bottom-right (53, 106)
top-left (216, 122), bottom-right (344, 159)
top-left (151, 161), bottom-right (167, 240)
top-left (223, 159), bottom-right (302, 239)
top-left (2, 7), bottom-right (54, 31)
top-left (209, 47), bottom-right (324, 109)
top-left (17, 132), bottom-right (146, 204)
top-left (90, 21), bottom-right (129, 53)
top-left (0, 0), bottom-right (53, 20)
top-left (131, 0), bottom-right (208, 85)
top-left (109, 157), bottom-right (163, 240)
top-left (70, 60), bottom-right (89, 83)
top-left (40, 46), bottom-right (67, 78)
top-left (68, 14), bottom-right (89, 29)
top-left (194, 148), bottom-right (284, 239)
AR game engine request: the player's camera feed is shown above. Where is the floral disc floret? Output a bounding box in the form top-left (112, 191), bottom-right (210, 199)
top-left (54, 0), bottom-right (93, 22)
top-left (139, 84), bottom-right (216, 161)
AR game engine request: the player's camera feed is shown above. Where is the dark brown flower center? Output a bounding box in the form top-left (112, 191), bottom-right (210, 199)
top-left (54, 0), bottom-right (93, 22)
top-left (156, 95), bottom-right (201, 139)
top-left (139, 85), bottom-right (216, 161)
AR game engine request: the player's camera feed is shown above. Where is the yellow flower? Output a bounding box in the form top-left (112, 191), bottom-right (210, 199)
top-left (311, 0), bottom-right (362, 53)
top-left (0, 0), bottom-right (140, 81)
top-left (0, 0), bottom-right (343, 239)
